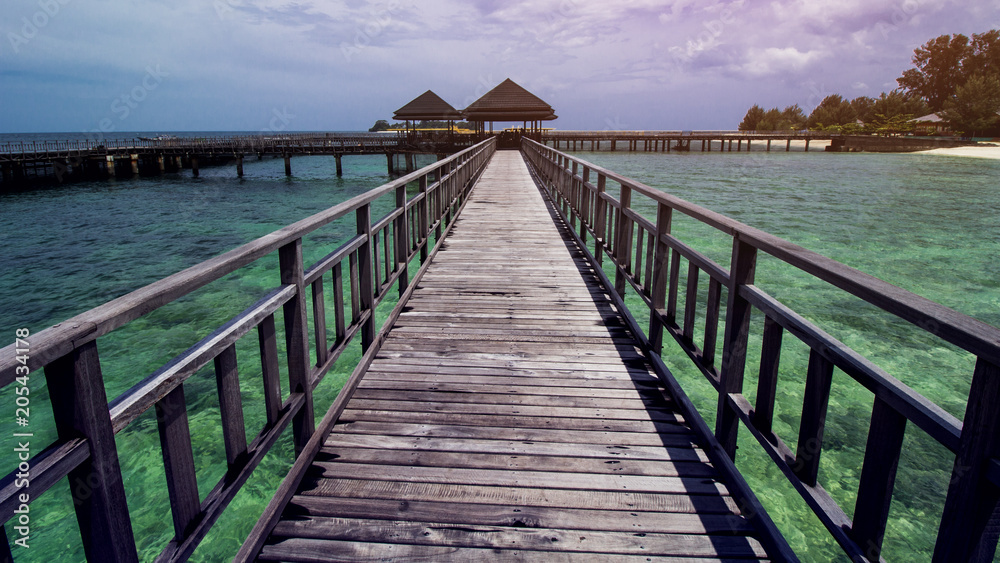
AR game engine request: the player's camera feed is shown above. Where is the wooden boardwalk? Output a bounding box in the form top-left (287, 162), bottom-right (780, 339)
top-left (254, 151), bottom-right (773, 561)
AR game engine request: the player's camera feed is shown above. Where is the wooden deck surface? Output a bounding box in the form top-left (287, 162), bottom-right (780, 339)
top-left (256, 151), bottom-right (771, 561)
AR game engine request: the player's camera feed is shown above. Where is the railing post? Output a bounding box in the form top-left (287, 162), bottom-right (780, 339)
top-left (716, 236), bottom-right (757, 459)
top-left (418, 174), bottom-right (430, 262)
top-left (279, 239), bottom-right (315, 455)
top-left (614, 184), bottom-right (633, 297)
top-left (394, 183), bottom-right (409, 296)
top-left (45, 341), bottom-right (139, 563)
top-left (580, 167), bottom-right (591, 246)
top-left (594, 174), bottom-right (607, 266)
top-left (934, 358), bottom-right (1000, 562)
top-left (648, 202), bottom-right (673, 353)
top-left (356, 203), bottom-right (376, 351)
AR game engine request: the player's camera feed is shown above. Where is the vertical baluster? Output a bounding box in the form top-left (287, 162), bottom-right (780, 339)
top-left (702, 277), bottom-right (722, 367)
top-left (594, 175), bottom-right (607, 266)
top-left (383, 224), bottom-right (392, 290)
top-left (934, 358), bottom-right (1000, 562)
top-left (419, 175), bottom-right (430, 262)
top-left (215, 344), bottom-right (248, 466)
top-left (633, 226), bottom-right (645, 286)
top-left (311, 278), bottom-right (328, 367)
top-left (357, 203), bottom-right (375, 351)
top-left (580, 167), bottom-right (590, 245)
top-left (257, 314), bottom-right (282, 427)
top-left (852, 397), bottom-right (907, 560)
top-left (666, 250), bottom-right (681, 323)
top-left (332, 263), bottom-right (346, 346)
top-left (155, 385), bottom-right (201, 542)
top-left (648, 203), bottom-right (673, 353)
top-left (683, 263), bottom-right (699, 344)
top-left (794, 348), bottom-right (835, 486)
top-left (643, 231), bottom-right (655, 296)
top-left (45, 341), bottom-right (138, 562)
top-left (349, 252), bottom-right (360, 325)
top-left (753, 315), bottom-right (783, 438)
top-left (279, 238), bottom-right (315, 454)
top-left (614, 184), bottom-right (633, 297)
top-left (717, 237), bottom-right (757, 459)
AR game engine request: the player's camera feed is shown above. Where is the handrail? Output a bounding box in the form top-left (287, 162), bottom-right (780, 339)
top-left (521, 137), bottom-right (1000, 563)
top-left (0, 137), bottom-right (496, 561)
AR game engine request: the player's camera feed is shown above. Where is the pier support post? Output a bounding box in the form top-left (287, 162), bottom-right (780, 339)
top-left (786, 139), bottom-right (791, 152)
top-left (1, 163), bottom-right (11, 184)
top-left (728, 140), bottom-right (733, 152)
top-left (610, 140), bottom-right (616, 152)
top-left (805, 139), bottom-right (810, 152)
top-left (284, 154), bottom-right (291, 176)
top-left (175, 156), bottom-right (183, 170)
top-left (130, 154), bottom-right (139, 175)
top-left (157, 155), bottom-right (165, 173)
top-left (386, 153), bottom-right (395, 174)
top-left (191, 156), bottom-right (199, 178)
top-left (236, 155), bottom-right (244, 178)
top-left (405, 153), bottom-right (414, 172)
top-left (335, 154), bottom-right (343, 176)
top-left (767, 139), bottom-right (772, 152)
top-left (737, 140), bottom-right (742, 152)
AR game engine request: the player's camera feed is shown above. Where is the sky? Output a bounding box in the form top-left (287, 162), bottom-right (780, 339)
top-left (0, 0), bottom-right (998, 133)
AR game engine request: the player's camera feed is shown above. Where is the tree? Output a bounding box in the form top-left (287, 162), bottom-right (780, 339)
top-left (739, 104), bottom-right (766, 130)
top-left (369, 119), bottom-right (392, 132)
top-left (965, 30), bottom-right (1000, 83)
top-left (897, 34), bottom-right (972, 111)
top-left (939, 74), bottom-right (1000, 136)
top-left (850, 96), bottom-right (876, 124)
top-left (807, 95), bottom-right (857, 130)
top-left (782, 105), bottom-right (807, 130)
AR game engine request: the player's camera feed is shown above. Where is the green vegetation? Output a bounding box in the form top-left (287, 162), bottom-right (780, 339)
top-left (369, 119), bottom-right (472, 132)
top-left (739, 29), bottom-right (1000, 136)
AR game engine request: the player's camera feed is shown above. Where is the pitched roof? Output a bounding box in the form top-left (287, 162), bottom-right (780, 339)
top-left (393, 90), bottom-right (463, 121)
top-left (463, 78), bottom-right (557, 122)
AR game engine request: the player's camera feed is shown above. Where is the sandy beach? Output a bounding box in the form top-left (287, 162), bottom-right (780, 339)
top-left (916, 143), bottom-right (1000, 159)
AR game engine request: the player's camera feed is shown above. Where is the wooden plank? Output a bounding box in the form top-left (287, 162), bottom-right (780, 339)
top-left (259, 537), bottom-right (753, 562)
top-left (347, 388), bottom-right (675, 411)
top-left (286, 496), bottom-right (748, 534)
top-left (340, 408), bottom-right (686, 431)
top-left (315, 447), bottom-right (716, 478)
top-left (268, 517), bottom-right (767, 558)
top-left (328, 421), bottom-right (697, 448)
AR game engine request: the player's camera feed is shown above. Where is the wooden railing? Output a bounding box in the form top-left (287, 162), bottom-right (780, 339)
top-left (0, 138), bottom-right (496, 562)
top-left (521, 138), bottom-right (1000, 563)
top-left (0, 133), bottom-right (409, 160)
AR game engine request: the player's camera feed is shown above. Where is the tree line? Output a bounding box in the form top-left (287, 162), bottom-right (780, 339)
top-left (740, 29), bottom-right (1000, 136)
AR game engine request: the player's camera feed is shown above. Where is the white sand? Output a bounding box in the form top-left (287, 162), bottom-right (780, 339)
top-left (916, 144), bottom-right (1000, 159)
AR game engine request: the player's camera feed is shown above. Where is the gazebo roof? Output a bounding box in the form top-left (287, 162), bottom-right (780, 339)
top-left (393, 90), bottom-right (463, 121)
top-left (463, 78), bottom-right (557, 122)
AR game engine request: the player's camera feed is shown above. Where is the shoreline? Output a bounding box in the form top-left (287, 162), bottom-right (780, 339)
top-left (914, 143), bottom-right (1000, 160)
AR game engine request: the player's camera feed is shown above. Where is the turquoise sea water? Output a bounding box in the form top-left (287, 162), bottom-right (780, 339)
top-left (571, 149), bottom-right (1000, 562)
top-left (1, 141), bottom-right (998, 561)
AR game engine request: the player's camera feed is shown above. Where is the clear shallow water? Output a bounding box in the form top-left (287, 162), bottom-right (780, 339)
top-left (571, 149), bottom-right (1000, 562)
top-left (1, 144), bottom-right (998, 561)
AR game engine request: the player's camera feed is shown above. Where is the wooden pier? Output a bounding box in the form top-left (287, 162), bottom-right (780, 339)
top-left (238, 151), bottom-right (789, 561)
top-left (543, 131), bottom-right (839, 153)
top-left (2, 138), bottom-right (999, 562)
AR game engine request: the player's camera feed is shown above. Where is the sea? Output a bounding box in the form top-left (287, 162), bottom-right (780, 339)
top-left (1, 132), bottom-right (998, 561)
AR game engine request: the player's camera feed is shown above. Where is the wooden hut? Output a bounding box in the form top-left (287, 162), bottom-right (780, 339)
top-left (393, 90), bottom-right (464, 133)
top-left (462, 78), bottom-right (557, 135)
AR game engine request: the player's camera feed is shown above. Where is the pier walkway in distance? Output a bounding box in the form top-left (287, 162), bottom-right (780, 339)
top-left (242, 151), bottom-right (788, 561)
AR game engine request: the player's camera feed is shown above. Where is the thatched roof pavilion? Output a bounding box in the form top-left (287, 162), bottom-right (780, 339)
top-left (462, 78), bottom-right (557, 134)
top-left (393, 90), bottom-right (463, 132)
